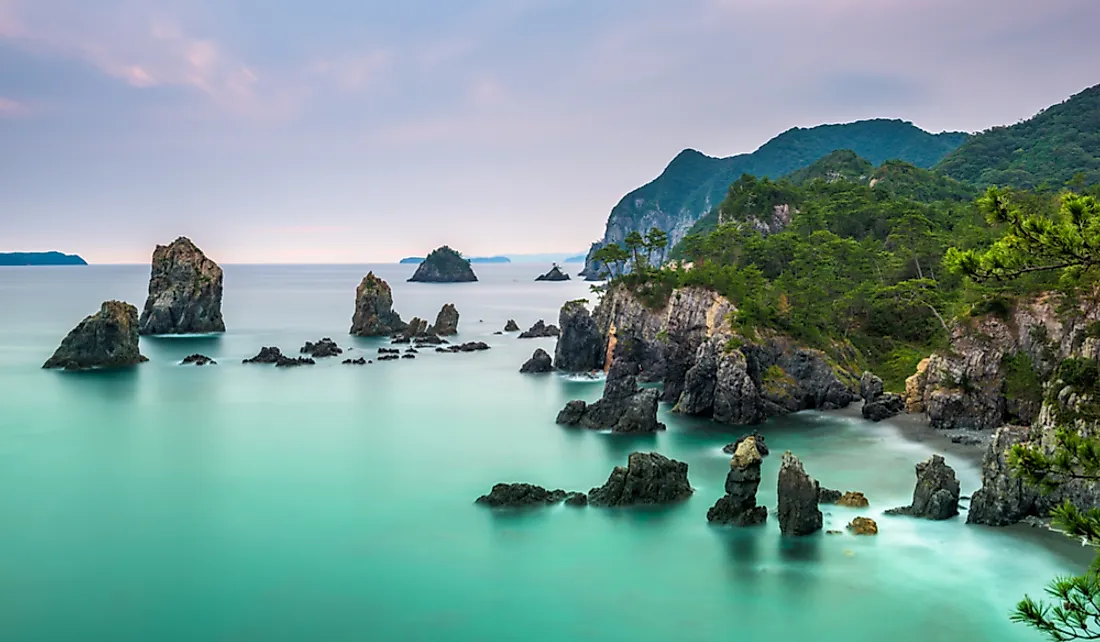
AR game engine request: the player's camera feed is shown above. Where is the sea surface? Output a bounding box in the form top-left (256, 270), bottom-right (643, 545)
top-left (0, 263), bottom-right (1089, 641)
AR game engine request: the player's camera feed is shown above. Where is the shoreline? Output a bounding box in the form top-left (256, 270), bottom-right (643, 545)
top-left (824, 402), bottom-right (988, 467)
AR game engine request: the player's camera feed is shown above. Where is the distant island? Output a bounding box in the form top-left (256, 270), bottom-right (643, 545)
top-left (401, 255), bottom-right (510, 264)
top-left (563, 255), bottom-right (586, 263)
top-left (0, 251), bottom-right (87, 266)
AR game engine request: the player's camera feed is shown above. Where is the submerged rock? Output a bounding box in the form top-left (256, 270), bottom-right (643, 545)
top-left (707, 436), bottom-right (768, 526)
top-left (408, 246), bottom-right (478, 282)
top-left (555, 356), bottom-right (664, 433)
top-left (378, 354), bottom-right (400, 361)
top-left (520, 348), bottom-right (554, 373)
top-left (518, 320), bottom-right (561, 339)
top-left (535, 265), bottom-right (570, 281)
top-left (437, 342), bottom-right (491, 353)
top-left (777, 451), bottom-right (823, 536)
top-left (428, 303), bottom-right (460, 336)
top-left (342, 357), bottom-right (367, 365)
top-left (588, 452), bottom-right (693, 507)
top-left (243, 347), bottom-right (314, 367)
top-left (847, 517), bottom-right (878, 535)
top-left (350, 272), bottom-right (406, 336)
top-left (885, 454), bottom-right (960, 520)
top-left (276, 356), bottom-right (315, 367)
top-left (43, 301), bottom-right (148, 370)
top-left (862, 393), bottom-right (905, 422)
top-left (554, 300), bottom-right (606, 372)
top-left (723, 432), bottom-right (769, 457)
top-left (138, 237), bottom-right (225, 335)
top-left (476, 483), bottom-right (567, 508)
top-left (300, 338), bottom-right (342, 358)
top-left (181, 353), bottom-right (216, 366)
top-left (504, 319), bottom-right (520, 332)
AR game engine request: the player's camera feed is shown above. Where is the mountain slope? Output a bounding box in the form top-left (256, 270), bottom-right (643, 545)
top-left (582, 119), bottom-right (967, 278)
top-left (937, 83), bottom-right (1100, 188)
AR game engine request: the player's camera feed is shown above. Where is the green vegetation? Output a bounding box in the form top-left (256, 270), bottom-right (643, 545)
top-left (1002, 352), bottom-right (1043, 406)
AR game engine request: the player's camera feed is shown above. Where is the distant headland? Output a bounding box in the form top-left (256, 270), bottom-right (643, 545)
top-left (0, 251), bottom-right (87, 266)
top-left (400, 255), bottom-right (510, 264)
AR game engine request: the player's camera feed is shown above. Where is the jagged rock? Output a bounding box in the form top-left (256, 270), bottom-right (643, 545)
top-left (836, 492), bottom-right (869, 508)
top-left (437, 342), bottom-right (490, 353)
top-left (861, 393), bottom-right (905, 421)
top-left (707, 436), bottom-right (768, 526)
top-left (181, 354), bottom-right (216, 366)
top-left (276, 356), bottom-right (315, 367)
top-left (378, 354), bottom-right (400, 361)
top-left (554, 300), bottom-right (606, 372)
top-left (556, 400), bottom-right (588, 424)
top-left (391, 336), bottom-right (411, 344)
top-left (535, 265), bottom-right (570, 281)
top-left (350, 272), bottom-right (406, 336)
top-left (564, 492), bottom-right (588, 507)
top-left (588, 452), bottom-right (693, 507)
top-left (414, 335), bottom-right (447, 346)
top-left (138, 237), bottom-right (225, 335)
top-left (905, 358), bottom-right (930, 413)
top-left (243, 347), bottom-right (314, 367)
top-left (428, 304), bottom-right (459, 336)
top-left (723, 432), bottom-right (769, 457)
top-left (378, 348), bottom-right (400, 355)
top-left (300, 338), bottom-right (342, 358)
top-left (967, 426), bottom-right (1041, 525)
top-left (859, 371), bottom-right (884, 402)
top-left (677, 336), bottom-right (764, 424)
top-left (818, 488), bottom-right (843, 504)
top-left (520, 348), bottom-right (554, 373)
top-left (43, 301), bottom-right (148, 370)
top-left (401, 318), bottom-right (429, 339)
top-left (475, 483), bottom-right (567, 507)
top-left (402, 353), bottom-right (416, 359)
top-left (504, 319), bottom-right (520, 332)
top-left (408, 246), bottom-right (478, 282)
top-left (555, 356), bottom-right (665, 433)
top-left (777, 451), bottom-right (823, 536)
top-left (518, 320), bottom-right (560, 339)
top-left (342, 357), bottom-right (367, 365)
top-left (885, 454), bottom-right (960, 520)
top-left (847, 517), bottom-right (878, 535)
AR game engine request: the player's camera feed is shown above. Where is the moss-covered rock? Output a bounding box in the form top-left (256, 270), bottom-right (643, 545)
top-left (44, 301), bottom-right (148, 370)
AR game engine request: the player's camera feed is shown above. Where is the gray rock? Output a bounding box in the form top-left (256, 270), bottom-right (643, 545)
top-left (564, 492), bottom-right (588, 507)
top-left (504, 319), bottom-right (520, 332)
top-left (967, 426), bottom-right (1039, 526)
top-left (518, 320), bottom-right (561, 339)
top-left (243, 347), bottom-right (314, 367)
top-left (535, 266), bottom-right (570, 281)
top-left (886, 454), bottom-right (960, 520)
top-left (553, 300), bottom-right (606, 372)
top-left (408, 246), bottom-right (478, 282)
top-left (520, 348), bottom-right (554, 373)
top-left (588, 452), bottom-right (693, 507)
top-left (860, 371), bottom-right (884, 402)
top-left (676, 336), bottom-right (764, 424)
top-left (555, 400), bottom-right (588, 425)
top-left (555, 356), bottom-right (665, 433)
top-left (777, 451), bottom-right (823, 536)
top-left (400, 318), bottom-right (429, 339)
top-left (708, 436), bottom-right (768, 526)
top-left (138, 237), bottom-right (225, 335)
top-left (300, 338), bottom-right (342, 358)
top-left (861, 393), bottom-right (905, 422)
top-left (43, 301), bottom-right (148, 370)
top-left (428, 303), bottom-right (459, 336)
top-left (475, 483), bottom-right (568, 508)
top-left (350, 272), bottom-right (406, 336)
top-left (181, 354), bottom-right (216, 366)
top-left (818, 487), bottom-right (843, 504)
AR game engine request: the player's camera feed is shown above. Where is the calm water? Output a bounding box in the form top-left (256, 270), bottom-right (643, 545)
top-left (0, 263), bottom-right (1088, 641)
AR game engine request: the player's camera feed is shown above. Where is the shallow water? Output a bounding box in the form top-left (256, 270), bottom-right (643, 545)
top-left (0, 264), bottom-right (1088, 641)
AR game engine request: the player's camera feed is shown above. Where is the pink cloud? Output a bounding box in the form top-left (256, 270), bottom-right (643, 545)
top-left (0, 97), bottom-right (32, 117)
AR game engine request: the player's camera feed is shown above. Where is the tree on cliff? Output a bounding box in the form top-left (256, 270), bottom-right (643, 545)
top-left (951, 188), bottom-right (1100, 640)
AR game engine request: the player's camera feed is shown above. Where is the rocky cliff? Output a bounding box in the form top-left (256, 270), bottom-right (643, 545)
top-left (44, 301), bottom-right (148, 370)
top-left (138, 237), bottom-right (224, 335)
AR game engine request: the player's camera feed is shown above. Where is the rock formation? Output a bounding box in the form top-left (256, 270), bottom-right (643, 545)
top-left (138, 237), bottom-right (225, 335)
top-left (504, 319), bottom-right (520, 332)
top-left (401, 318), bottom-right (429, 339)
top-left (428, 304), bottom-right (459, 336)
top-left (859, 372), bottom-right (884, 402)
top-left (518, 320), bottom-right (560, 338)
top-left (967, 426), bottom-right (1038, 525)
top-left (43, 301), bottom-right (148, 370)
top-left (858, 370), bottom-right (904, 421)
top-left (776, 451), bottom-right (823, 536)
top-left (588, 452), bottom-right (693, 507)
top-left (300, 338), bottom-right (342, 358)
top-left (818, 488), bottom-right (843, 504)
top-left (475, 483), bottom-right (586, 508)
top-left (342, 357), bottom-right (368, 365)
top-left (885, 454), bottom-right (960, 520)
top-left (350, 272), bottom-right (406, 336)
top-left (724, 432), bottom-right (769, 457)
top-left (555, 354), bottom-right (665, 433)
top-left (707, 436), bottom-right (768, 525)
top-left (847, 517), bottom-right (878, 535)
top-left (520, 348), bottom-right (554, 373)
top-left (181, 354), bottom-right (216, 366)
top-left (676, 336), bottom-right (764, 424)
top-left (408, 246), bottom-right (478, 282)
top-left (242, 347), bottom-right (315, 367)
top-left (553, 300), bottom-right (606, 372)
top-left (535, 265), bottom-right (570, 281)
top-left (437, 342), bottom-right (491, 353)
top-left (835, 491), bottom-right (869, 508)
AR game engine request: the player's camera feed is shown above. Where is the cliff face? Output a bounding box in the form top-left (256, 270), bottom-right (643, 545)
top-left (138, 237), bottom-right (225, 335)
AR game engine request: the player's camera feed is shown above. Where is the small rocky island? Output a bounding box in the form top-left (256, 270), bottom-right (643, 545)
top-left (886, 454), bottom-right (960, 520)
top-left (350, 272), bottom-right (407, 336)
top-left (535, 265), bottom-right (570, 281)
top-left (556, 350), bottom-right (664, 433)
top-left (43, 301), bottom-right (148, 370)
top-left (428, 304), bottom-right (459, 336)
top-left (138, 237), bottom-right (225, 335)
top-left (707, 435), bottom-right (768, 526)
top-left (408, 246), bottom-right (478, 283)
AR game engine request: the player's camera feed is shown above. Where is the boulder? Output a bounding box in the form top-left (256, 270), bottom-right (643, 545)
top-left (723, 432), bottom-right (769, 457)
top-left (408, 246), bottom-right (478, 282)
top-left (43, 301), bottom-right (148, 370)
top-left (518, 320), bottom-right (561, 339)
top-left (181, 354), bottom-right (216, 366)
top-left (862, 393), bottom-right (905, 422)
top-left (504, 319), bottom-right (520, 332)
top-left (476, 483), bottom-right (567, 508)
top-left (300, 338), bottom-right (342, 358)
top-left (707, 436), bottom-right (768, 526)
top-left (836, 492), bottom-right (869, 508)
top-left (535, 265), bottom-right (570, 281)
top-left (777, 451), bottom-right (823, 536)
top-left (350, 272), bottom-right (406, 336)
top-left (818, 487), bottom-right (843, 504)
top-left (588, 452), bottom-right (693, 507)
top-left (847, 517), bottom-right (878, 535)
top-left (553, 300), bottom-right (606, 372)
top-left (555, 356), bottom-right (665, 433)
top-left (520, 348), bottom-right (554, 373)
top-left (859, 371), bottom-right (884, 402)
top-left (428, 304), bottom-right (459, 336)
top-left (885, 454), bottom-right (960, 520)
top-left (276, 356), bottom-right (315, 367)
top-left (138, 237), bottom-right (225, 335)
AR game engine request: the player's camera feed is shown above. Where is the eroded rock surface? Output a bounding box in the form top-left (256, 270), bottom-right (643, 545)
top-left (350, 272), bottom-right (406, 336)
top-left (138, 237), bottom-right (225, 335)
top-left (588, 452), bottom-right (693, 507)
top-left (886, 454), bottom-right (960, 520)
top-left (44, 301), bottom-right (148, 370)
top-left (707, 436), bottom-right (768, 526)
top-left (777, 451), bottom-right (823, 536)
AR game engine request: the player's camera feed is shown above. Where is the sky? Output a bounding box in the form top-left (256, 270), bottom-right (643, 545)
top-left (1, 0), bottom-right (1099, 264)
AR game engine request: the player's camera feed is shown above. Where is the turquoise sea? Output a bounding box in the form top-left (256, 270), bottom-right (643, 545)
top-left (0, 263), bottom-right (1089, 641)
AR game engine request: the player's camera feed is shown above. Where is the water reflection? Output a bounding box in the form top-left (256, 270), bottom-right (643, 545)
top-left (141, 334), bottom-right (224, 362)
top-left (50, 366), bottom-right (141, 402)
top-left (714, 527), bottom-right (764, 583)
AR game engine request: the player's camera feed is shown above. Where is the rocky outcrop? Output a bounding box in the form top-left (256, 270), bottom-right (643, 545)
top-left (707, 436), bottom-right (768, 525)
top-left (300, 338), bottom-right (342, 358)
top-left (554, 300), bottom-right (606, 372)
top-left (181, 354), bottom-right (216, 366)
top-left (520, 348), bottom-right (554, 373)
top-left (518, 320), bottom-right (560, 338)
top-left (242, 347), bottom-right (315, 367)
top-left (342, 357), bottom-right (368, 365)
top-left (138, 237), bottom-right (225, 335)
top-left (588, 452), bottom-right (693, 507)
top-left (860, 372), bottom-right (884, 402)
top-left (555, 354), bottom-right (665, 433)
top-left (401, 318), bottom-right (429, 339)
top-left (776, 451), bottom-right (823, 536)
top-left (504, 319), bottom-right (520, 332)
top-left (475, 483), bottom-right (586, 508)
top-left (350, 272), bottom-right (406, 336)
top-left (967, 426), bottom-right (1038, 525)
top-left (847, 517), bottom-right (878, 535)
top-left (886, 454), bottom-right (960, 520)
top-left (535, 266), bottom-right (570, 281)
top-left (43, 301), bottom-right (148, 370)
top-left (676, 335), bottom-right (763, 424)
top-left (862, 393), bottom-right (905, 422)
top-left (408, 246), bottom-right (478, 282)
top-left (836, 492), bottom-right (869, 508)
top-left (429, 304), bottom-right (459, 336)
top-left (437, 342), bottom-right (490, 353)
top-left (724, 432), bottom-right (769, 457)
top-left (818, 487), bottom-right (843, 504)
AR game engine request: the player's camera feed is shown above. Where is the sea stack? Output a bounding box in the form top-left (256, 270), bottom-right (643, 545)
top-left (44, 301), bottom-right (148, 370)
top-left (885, 454), bottom-right (960, 520)
top-left (535, 265), bottom-right (570, 281)
top-left (588, 452), bottom-right (693, 507)
top-left (138, 237), bottom-right (225, 335)
top-left (428, 303), bottom-right (460, 336)
top-left (707, 436), bottom-right (768, 526)
top-left (408, 246), bottom-right (478, 283)
top-left (350, 272), bottom-right (407, 336)
top-left (776, 451), bottom-right (823, 536)
top-left (553, 300), bottom-right (605, 372)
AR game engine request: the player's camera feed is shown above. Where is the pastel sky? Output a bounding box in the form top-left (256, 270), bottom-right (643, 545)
top-left (2, 0), bottom-right (1098, 263)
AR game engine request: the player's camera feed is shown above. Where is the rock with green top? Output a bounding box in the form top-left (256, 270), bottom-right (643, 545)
top-left (44, 301), bottom-right (148, 370)
top-left (350, 272), bottom-right (407, 336)
top-left (407, 246), bottom-right (478, 283)
top-left (138, 237), bottom-right (225, 335)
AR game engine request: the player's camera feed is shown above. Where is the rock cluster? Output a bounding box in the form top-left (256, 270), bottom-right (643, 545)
top-left (518, 320), bottom-right (561, 338)
top-left (520, 348), bottom-right (554, 373)
top-left (588, 452), bottom-right (693, 507)
top-left (776, 451), bottom-right (823, 536)
top-left (428, 304), bottom-right (459, 336)
top-left (475, 483), bottom-right (586, 508)
top-left (859, 371), bottom-right (904, 421)
top-left (343, 357), bottom-right (368, 365)
top-left (408, 246), bottom-right (478, 282)
top-left (138, 237), bottom-right (225, 335)
top-left (242, 347), bottom-right (315, 367)
top-left (43, 301), bottom-right (148, 370)
top-left (181, 354), bottom-right (216, 366)
top-left (350, 272), bottom-right (406, 336)
top-left (555, 356), bottom-right (664, 433)
top-left (300, 338), bottom-right (342, 358)
top-left (535, 265), bottom-right (570, 281)
top-left (885, 454), bottom-right (960, 520)
top-left (554, 300), bottom-right (606, 372)
top-left (437, 342), bottom-right (491, 353)
top-left (707, 436), bottom-right (768, 526)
